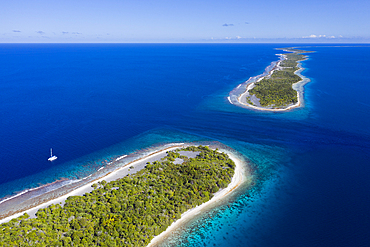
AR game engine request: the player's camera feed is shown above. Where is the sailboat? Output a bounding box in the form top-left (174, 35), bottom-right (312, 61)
top-left (48, 148), bottom-right (58, 161)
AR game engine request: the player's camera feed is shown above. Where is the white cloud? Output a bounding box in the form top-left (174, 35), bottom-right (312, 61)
top-left (303, 34), bottom-right (332, 39)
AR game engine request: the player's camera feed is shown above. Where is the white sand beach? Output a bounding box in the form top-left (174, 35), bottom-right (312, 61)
top-left (0, 143), bottom-right (248, 247)
top-left (235, 51), bottom-right (310, 112)
top-left (147, 149), bottom-right (247, 247)
top-left (0, 143), bottom-right (186, 224)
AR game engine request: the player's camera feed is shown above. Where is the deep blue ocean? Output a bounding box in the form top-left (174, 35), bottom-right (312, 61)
top-left (0, 44), bottom-right (369, 246)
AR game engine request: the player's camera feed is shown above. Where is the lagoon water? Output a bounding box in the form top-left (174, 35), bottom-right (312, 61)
top-left (0, 44), bottom-right (369, 246)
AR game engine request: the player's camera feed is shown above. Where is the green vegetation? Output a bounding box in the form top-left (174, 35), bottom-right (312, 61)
top-left (0, 146), bottom-right (235, 246)
top-left (246, 97), bottom-right (253, 105)
top-left (248, 48), bottom-right (311, 108)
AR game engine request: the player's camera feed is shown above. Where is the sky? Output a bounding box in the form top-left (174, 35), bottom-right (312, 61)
top-left (1, 0), bottom-right (370, 43)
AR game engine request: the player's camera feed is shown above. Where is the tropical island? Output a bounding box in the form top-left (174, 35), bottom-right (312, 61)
top-left (230, 48), bottom-right (312, 111)
top-left (0, 145), bottom-right (244, 246)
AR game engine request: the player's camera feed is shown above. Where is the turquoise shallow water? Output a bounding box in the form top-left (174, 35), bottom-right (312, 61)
top-left (0, 44), bottom-right (369, 246)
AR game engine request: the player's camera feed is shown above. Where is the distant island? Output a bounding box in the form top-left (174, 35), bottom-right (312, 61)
top-left (229, 48), bottom-right (312, 111)
top-left (0, 145), bottom-right (244, 246)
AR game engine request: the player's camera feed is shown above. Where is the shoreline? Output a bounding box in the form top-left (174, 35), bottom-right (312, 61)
top-left (147, 149), bottom-right (247, 247)
top-left (230, 49), bottom-right (310, 112)
top-left (0, 143), bottom-right (186, 224)
top-left (0, 142), bottom-right (248, 247)
top-left (0, 143), bottom-right (248, 247)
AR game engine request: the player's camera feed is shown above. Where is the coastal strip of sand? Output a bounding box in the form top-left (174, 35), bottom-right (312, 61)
top-left (231, 49), bottom-right (310, 112)
top-left (0, 143), bottom-right (248, 247)
top-left (147, 149), bottom-right (247, 247)
top-left (0, 143), bottom-right (186, 224)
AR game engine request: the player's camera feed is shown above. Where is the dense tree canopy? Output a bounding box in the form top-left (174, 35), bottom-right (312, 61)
top-left (248, 48), bottom-right (311, 108)
top-left (0, 146), bottom-right (235, 246)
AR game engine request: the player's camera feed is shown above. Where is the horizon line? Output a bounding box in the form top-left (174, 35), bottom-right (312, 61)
top-left (1, 41), bottom-right (370, 44)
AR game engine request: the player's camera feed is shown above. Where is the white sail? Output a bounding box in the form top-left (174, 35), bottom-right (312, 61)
top-left (48, 148), bottom-right (58, 161)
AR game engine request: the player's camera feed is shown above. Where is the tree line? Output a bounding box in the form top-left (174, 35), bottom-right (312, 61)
top-left (0, 146), bottom-right (235, 246)
top-left (247, 48), bottom-right (311, 108)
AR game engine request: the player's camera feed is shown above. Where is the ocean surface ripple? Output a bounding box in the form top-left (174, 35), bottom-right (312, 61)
top-left (0, 44), bottom-right (369, 246)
